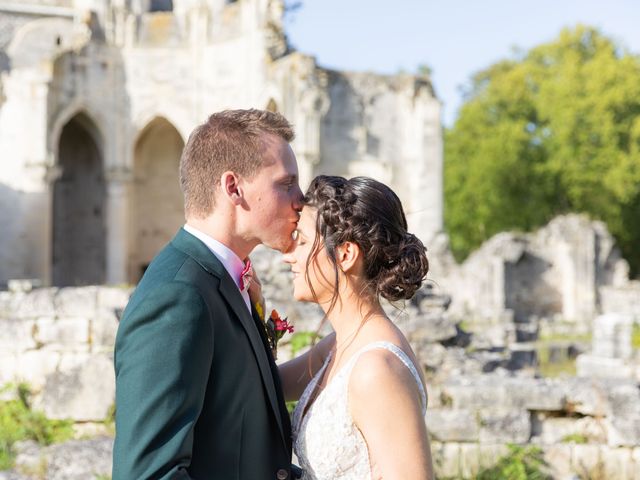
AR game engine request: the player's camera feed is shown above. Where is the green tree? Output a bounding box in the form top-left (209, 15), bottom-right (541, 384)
top-left (445, 25), bottom-right (640, 275)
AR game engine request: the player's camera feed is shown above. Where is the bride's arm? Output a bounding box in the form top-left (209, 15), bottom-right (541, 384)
top-left (247, 267), bottom-right (335, 402)
top-left (349, 350), bottom-right (434, 480)
top-left (277, 332), bottom-right (335, 402)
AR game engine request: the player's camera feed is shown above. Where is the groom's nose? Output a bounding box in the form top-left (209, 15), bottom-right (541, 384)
top-left (291, 185), bottom-right (303, 211)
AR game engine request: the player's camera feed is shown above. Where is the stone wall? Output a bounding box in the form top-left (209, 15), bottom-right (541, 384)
top-left (1, 274), bottom-right (639, 478)
top-left (439, 214), bottom-right (636, 335)
top-left (0, 285), bottom-right (129, 421)
top-left (428, 375), bottom-right (640, 478)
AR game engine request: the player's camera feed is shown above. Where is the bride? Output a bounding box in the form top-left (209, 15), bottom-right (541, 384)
top-left (277, 175), bottom-right (434, 480)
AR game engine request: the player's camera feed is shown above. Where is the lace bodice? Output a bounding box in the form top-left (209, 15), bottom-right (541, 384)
top-left (292, 341), bottom-right (427, 480)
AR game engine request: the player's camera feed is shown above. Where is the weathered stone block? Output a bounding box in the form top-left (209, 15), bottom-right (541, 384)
top-left (34, 316), bottom-right (90, 348)
top-left (563, 378), bottom-right (612, 416)
top-left (459, 443), bottom-right (480, 478)
top-left (405, 312), bottom-right (458, 343)
top-left (426, 409), bottom-right (479, 442)
top-left (96, 286), bottom-right (131, 312)
top-left (0, 317), bottom-right (36, 352)
top-left (514, 378), bottom-right (566, 411)
top-left (609, 416), bottom-right (640, 447)
top-left (478, 409), bottom-right (531, 443)
top-left (443, 375), bottom-right (566, 411)
top-left (607, 382), bottom-right (640, 417)
top-left (632, 448), bottom-right (640, 479)
top-left (431, 441), bottom-right (460, 479)
top-left (577, 353), bottom-right (636, 380)
top-left (600, 447), bottom-right (634, 480)
top-left (544, 444), bottom-right (573, 479)
top-left (570, 444), bottom-right (603, 479)
top-left (14, 437), bottom-right (113, 480)
top-left (90, 312), bottom-right (119, 351)
top-left (0, 354), bottom-right (20, 388)
top-left (12, 288), bottom-right (56, 319)
top-left (53, 287), bottom-right (98, 318)
top-left (39, 353), bottom-right (114, 421)
top-left (532, 414), bottom-right (607, 445)
top-left (443, 375), bottom-right (508, 409)
top-left (413, 342), bottom-right (447, 370)
top-left (14, 350), bottom-right (61, 390)
top-left (477, 443), bottom-right (509, 470)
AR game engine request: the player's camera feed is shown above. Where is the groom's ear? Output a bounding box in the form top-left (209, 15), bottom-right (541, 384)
top-left (220, 171), bottom-right (244, 206)
top-left (336, 241), bottom-right (361, 274)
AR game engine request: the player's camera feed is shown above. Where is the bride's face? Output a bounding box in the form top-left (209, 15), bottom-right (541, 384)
top-left (283, 206), bottom-right (337, 303)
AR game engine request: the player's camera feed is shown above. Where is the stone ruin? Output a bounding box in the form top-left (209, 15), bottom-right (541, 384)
top-left (1, 1), bottom-right (639, 478)
top-left (3, 214), bottom-right (639, 478)
top-left (0, 0), bottom-right (443, 289)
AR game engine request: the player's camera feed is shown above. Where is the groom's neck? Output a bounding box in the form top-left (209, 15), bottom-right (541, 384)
top-left (186, 213), bottom-right (254, 260)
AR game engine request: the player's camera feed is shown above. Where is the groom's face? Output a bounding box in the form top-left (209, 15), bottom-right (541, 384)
top-left (240, 134), bottom-right (303, 252)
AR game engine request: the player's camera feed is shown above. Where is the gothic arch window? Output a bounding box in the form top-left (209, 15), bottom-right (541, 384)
top-left (129, 117), bottom-right (185, 283)
top-left (150, 0), bottom-right (173, 12)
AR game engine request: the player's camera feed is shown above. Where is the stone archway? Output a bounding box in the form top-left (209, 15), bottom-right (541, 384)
top-left (52, 113), bottom-right (106, 286)
top-left (129, 117), bottom-right (185, 283)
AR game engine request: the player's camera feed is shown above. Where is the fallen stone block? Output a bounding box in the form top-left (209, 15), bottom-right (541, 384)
top-left (478, 408), bottom-right (531, 443)
top-left (426, 408), bottom-right (479, 442)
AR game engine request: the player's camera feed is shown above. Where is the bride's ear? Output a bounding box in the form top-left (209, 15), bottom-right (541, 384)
top-left (336, 241), bottom-right (362, 274)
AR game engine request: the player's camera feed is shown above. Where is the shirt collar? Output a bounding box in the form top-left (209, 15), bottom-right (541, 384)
top-left (183, 224), bottom-right (245, 290)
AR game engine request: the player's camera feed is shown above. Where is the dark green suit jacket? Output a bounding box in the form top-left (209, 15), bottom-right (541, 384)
top-left (113, 228), bottom-right (292, 479)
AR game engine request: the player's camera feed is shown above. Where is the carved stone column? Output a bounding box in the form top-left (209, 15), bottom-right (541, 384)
top-left (104, 167), bottom-right (133, 285)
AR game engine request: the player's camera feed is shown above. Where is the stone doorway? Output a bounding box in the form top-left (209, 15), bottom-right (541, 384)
top-left (129, 117), bottom-right (185, 283)
top-left (52, 113), bottom-right (106, 286)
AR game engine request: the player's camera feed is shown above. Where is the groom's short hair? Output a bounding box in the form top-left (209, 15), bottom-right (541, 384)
top-left (180, 108), bottom-right (295, 217)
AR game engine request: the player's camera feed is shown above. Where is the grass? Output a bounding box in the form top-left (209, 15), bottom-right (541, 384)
top-left (632, 323), bottom-right (640, 350)
top-left (535, 345), bottom-right (577, 378)
top-left (0, 383), bottom-right (73, 470)
top-left (561, 433), bottom-right (588, 444)
top-left (440, 444), bottom-right (551, 480)
top-left (475, 445), bottom-right (551, 480)
top-left (289, 331), bottom-right (320, 357)
top-left (538, 331), bottom-right (592, 343)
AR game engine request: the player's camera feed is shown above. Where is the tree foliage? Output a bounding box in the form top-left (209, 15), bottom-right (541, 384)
top-left (445, 25), bottom-right (640, 275)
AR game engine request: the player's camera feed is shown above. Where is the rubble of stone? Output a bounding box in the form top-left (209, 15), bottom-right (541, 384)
top-left (2, 213), bottom-right (640, 477)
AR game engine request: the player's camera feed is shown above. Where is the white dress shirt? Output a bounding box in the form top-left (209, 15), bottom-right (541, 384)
top-left (183, 224), bottom-right (252, 312)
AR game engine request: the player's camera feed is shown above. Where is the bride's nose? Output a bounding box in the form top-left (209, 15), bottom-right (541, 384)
top-left (282, 249), bottom-right (295, 264)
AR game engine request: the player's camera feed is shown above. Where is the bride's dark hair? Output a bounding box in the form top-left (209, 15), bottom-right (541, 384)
top-left (303, 175), bottom-right (429, 312)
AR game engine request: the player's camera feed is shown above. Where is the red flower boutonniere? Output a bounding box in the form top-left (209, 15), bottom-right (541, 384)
top-left (265, 309), bottom-right (294, 360)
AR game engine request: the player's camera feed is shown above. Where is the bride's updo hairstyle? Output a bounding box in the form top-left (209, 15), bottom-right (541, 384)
top-left (303, 175), bottom-right (429, 307)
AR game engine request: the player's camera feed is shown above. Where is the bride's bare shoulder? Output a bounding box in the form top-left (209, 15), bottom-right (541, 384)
top-left (348, 346), bottom-right (420, 405)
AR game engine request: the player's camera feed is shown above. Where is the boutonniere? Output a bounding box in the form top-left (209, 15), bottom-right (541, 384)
top-left (265, 309), bottom-right (294, 360)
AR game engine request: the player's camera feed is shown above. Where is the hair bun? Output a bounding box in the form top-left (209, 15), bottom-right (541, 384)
top-left (377, 232), bottom-right (429, 302)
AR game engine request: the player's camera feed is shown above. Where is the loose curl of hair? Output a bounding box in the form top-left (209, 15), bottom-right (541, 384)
top-left (303, 175), bottom-right (429, 314)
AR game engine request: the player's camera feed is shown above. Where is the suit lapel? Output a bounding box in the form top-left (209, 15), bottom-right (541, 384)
top-left (171, 228), bottom-right (289, 449)
top-left (218, 274), bottom-right (288, 449)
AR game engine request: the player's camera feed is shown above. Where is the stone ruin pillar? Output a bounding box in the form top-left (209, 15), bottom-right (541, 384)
top-left (576, 313), bottom-right (636, 379)
top-left (592, 313), bottom-right (633, 360)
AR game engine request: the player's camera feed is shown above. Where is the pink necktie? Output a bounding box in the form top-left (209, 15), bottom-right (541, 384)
top-left (239, 259), bottom-right (253, 291)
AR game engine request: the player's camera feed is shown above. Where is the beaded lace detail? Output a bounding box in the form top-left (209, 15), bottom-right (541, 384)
top-left (292, 341), bottom-right (427, 480)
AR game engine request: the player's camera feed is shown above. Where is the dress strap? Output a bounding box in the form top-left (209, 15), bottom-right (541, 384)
top-left (345, 341), bottom-right (428, 414)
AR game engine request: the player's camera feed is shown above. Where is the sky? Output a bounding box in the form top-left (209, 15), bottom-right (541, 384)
top-left (284, 0), bottom-right (640, 126)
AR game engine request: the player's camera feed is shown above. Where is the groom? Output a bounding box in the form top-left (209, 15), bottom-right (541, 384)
top-left (113, 109), bottom-right (303, 479)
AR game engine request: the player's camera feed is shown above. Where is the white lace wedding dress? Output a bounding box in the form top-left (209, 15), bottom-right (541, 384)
top-left (292, 341), bottom-right (427, 480)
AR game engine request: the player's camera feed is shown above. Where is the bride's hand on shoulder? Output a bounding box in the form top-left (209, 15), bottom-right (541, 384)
top-left (349, 350), bottom-right (434, 480)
